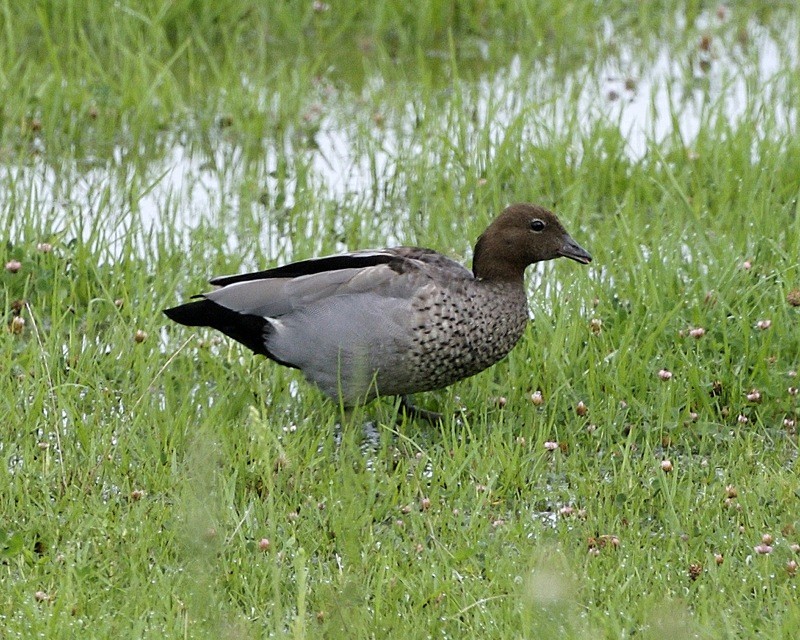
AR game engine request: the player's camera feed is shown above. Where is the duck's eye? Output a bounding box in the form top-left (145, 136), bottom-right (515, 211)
top-left (530, 219), bottom-right (545, 232)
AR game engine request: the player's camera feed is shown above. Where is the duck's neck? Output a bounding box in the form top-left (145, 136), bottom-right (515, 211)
top-left (472, 237), bottom-right (529, 284)
top-left (472, 248), bottom-right (528, 287)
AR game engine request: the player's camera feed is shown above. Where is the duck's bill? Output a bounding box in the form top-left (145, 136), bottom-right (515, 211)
top-left (559, 235), bottom-right (592, 264)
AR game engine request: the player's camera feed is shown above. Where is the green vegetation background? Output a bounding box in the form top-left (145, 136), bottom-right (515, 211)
top-left (2, 1), bottom-right (800, 638)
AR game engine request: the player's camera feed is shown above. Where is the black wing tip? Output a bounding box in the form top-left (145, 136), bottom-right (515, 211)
top-left (208, 275), bottom-right (233, 286)
top-left (163, 299), bottom-right (212, 326)
top-left (208, 252), bottom-right (397, 286)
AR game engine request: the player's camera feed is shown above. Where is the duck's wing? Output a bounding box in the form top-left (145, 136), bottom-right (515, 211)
top-left (208, 250), bottom-right (397, 286)
top-left (200, 248), bottom-right (472, 318)
top-left (210, 247), bottom-right (471, 285)
top-left (163, 252), bottom-right (399, 360)
top-left (205, 264), bottom-right (395, 318)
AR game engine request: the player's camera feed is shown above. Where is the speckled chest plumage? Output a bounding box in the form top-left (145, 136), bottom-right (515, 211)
top-left (374, 279), bottom-right (530, 397)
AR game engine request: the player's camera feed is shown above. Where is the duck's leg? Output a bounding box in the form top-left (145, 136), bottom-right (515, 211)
top-left (335, 407), bottom-right (379, 446)
top-left (399, 395), bottom-right (444, 423)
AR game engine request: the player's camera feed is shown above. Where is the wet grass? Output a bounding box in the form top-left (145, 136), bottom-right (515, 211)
top-left (2, 1), bottom-right (800, 638)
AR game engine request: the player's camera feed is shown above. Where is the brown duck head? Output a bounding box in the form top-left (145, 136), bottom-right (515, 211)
top-left (472, 203), bottom-right (592, 282)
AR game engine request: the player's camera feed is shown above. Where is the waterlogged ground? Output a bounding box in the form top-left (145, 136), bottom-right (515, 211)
top-left (5, 9), bottom-right (797, 260)
top-left (3, 3), bottom-right (800, 639)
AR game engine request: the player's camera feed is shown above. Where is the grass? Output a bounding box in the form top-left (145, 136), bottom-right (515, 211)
top-left (2, 1), bottom-right (800, 638)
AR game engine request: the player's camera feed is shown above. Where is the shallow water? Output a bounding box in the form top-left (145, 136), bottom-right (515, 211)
top-left (3, 11), bottom-right (796, 261)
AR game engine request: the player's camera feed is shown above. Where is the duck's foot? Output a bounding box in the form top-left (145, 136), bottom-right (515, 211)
top-left (331, 418), bottom-right (380, 449)
top-left (399, 395), bottom-right (444, 423)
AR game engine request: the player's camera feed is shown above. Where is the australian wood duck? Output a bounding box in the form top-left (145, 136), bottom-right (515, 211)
top-left (164, 203), bottom-right (591, 412)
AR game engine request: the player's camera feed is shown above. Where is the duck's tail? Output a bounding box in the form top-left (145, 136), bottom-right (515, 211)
top-left (164, 298), bottom-right (291, 365)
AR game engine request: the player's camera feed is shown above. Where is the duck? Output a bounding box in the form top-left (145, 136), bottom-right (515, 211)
top-left (164, 203), bottom-right (591, 417)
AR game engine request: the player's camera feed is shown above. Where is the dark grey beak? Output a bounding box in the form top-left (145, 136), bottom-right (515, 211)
top-left (558, 235), bottom-right (592, 264)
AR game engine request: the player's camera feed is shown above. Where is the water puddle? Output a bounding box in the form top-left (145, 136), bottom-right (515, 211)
top-left (2, 11), bottom-right (796, 261)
